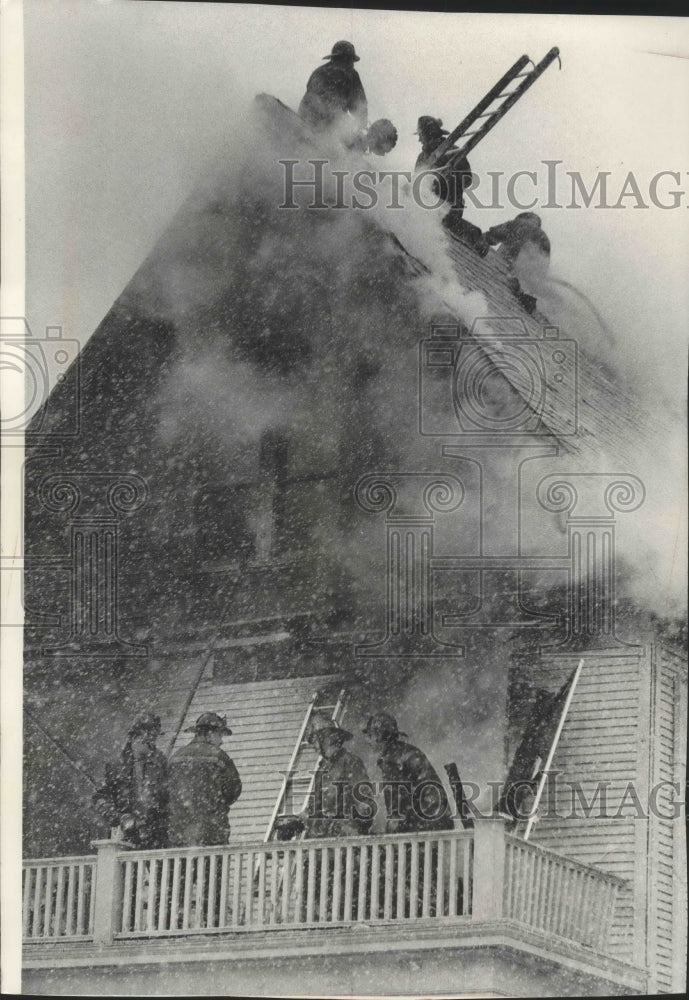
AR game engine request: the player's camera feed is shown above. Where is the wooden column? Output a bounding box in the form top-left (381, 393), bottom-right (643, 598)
top-left (471, 817), bottom-right (507, 922)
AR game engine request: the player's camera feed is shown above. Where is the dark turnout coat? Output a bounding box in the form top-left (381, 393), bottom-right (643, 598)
top-left (376, 739), bottom-right (453, 834)
top-left (304, 747), bottom-right (373, 839)
top-left (168, 738), bottom-right (242, 847)
top-left (93, 744), bottom-right (169, 848)
top-left (299, 61), bottom-right (368, 131)
top-left (415, 136), bottom-right (473, 215)
top-left (485, 217), bottom-right (551, 265)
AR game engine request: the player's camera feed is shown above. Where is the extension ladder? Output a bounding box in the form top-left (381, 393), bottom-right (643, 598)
top-left (427, 46), bottom-right (561, 168)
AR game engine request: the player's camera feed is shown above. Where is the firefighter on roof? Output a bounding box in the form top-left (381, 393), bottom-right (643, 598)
top-left (363, 712), bottom-right (453, 834)
top-left (414, 116), bottom-right (474, 232)
top-left (93, 711), bottom-right (169, 848)
top-left (486, 212), bottom-right (551, 314)
top-left (485, 211), bottom-right (551, 265)
top-left (168, 712), bottom-right (242, 847)
top-left (299, 41), bottom-right (368, 133)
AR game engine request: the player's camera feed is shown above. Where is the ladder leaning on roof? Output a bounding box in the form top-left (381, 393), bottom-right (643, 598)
top-left (263, 684), bottom-right (348, 843)
top-left (427, 46), bottom-right (561, 169)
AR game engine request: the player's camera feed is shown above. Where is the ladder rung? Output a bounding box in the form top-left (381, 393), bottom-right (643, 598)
top-left (514, 72), bottom-right (532, 78)
top-left (498, 91), bottom-right (519, 98)
top-left (314, 703), bottom-right (338, 711)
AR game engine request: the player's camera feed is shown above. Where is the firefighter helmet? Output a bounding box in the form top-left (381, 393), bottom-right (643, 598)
top-left (308, 718), bottom-right (353, 746)
top-left (362, 712), bottom-right (407, 740)
top-left (128, 712), bottom-right (162, 737)
top-left (414, 116), bottom-right (448, 138)
top-left (323, 40), bottom-right (360, 62)
top-left (185, 712), bottom-right (233, 735)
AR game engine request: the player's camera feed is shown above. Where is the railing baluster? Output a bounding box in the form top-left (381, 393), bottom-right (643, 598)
top-left (170, 857), bottom-right (181, 931)
top-left (158, 857), bottom-right (170, 932)
top-left (218, 852), bottom-right (229, 928)
top-left (535, 855), bottom-right (548, 932)
top-left (357, 845), bottom-right (368, 921)
top-left (146, 859), bottom-right (157, 932)
top-left (134, 859), bottom-right (146, 931)
top-left (564, 865), bottom-right (577, 939)
top-left (182, 855), bottom-right (193, 930)
top-left (207, 854), bottom-right (218, 929)
top-left (504, 843), bottom-right (514, 919)
top-left (421, 840), bottom-right (432, 918)
top-left (244, 851), bottom-right (254, 927)
top-left (306, 847), bottom-right (316, 924)
top-left (552, 857), bottom-right (563, 937)
top-left (370, 843), bottom-right (380, 920)
top-left (231, 852), bottom-right (241, 928)
top-left (396, 841), bottom-right (407, 920)
top-left (268, 849), bottom-right (279, 925)
top-left (294, 847), bottom-right (304, 926)
top-left (447, 836), bottom-right (458, 917)
top-left (22, 867), bottom-right (33, 939)
top-left (281, 848), bottom-right (292, 925)
top-left (332, 847), bottom-right (342, 923)
top-left (31, 867), bottom-right (43, 938)
top-left (383, 843), bottom-right (394, 920)
top-left (42, 867), bottom-right (54, 937)
top-left (435, 839), bottom-right (445, 917)
top-left (343, 845), bottom-right (354, 922)
top-left (319, 846), bottom-right (329, 923)
top-left (54, 865), bottom-right (66, 937)
top-left (194, 855), bottom-right (204, 929)
top-left (409, 841), bottom-right (419, 919)
top-left (257, 850), bottom-right (266, 926)
top-left (65, 865), bottom-right (76, 936)
top-left (464, 837), bottom-right (473, 915)
top-left (526, 851), bottom-right (543, 927)
top-left (546, 855), bottom-right (559, 933)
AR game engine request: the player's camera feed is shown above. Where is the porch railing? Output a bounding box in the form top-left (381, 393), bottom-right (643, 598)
top-left (503, 835), bottom-right (619, 951)
top-left (117, 829), bottom-right (472, 936)
top-left (22, 856), bottom-right (96, 941)
top-left (22, 820), bottom-right (626, 953)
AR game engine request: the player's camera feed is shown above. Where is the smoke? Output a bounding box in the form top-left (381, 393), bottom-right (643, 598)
top-left (111, 96), bottom-right (684, 793)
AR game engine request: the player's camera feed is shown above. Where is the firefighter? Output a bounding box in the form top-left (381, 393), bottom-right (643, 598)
top-left (414, 116), bottom-right (474, 231)
top-left (168, 712), bottom-right (242, 847)
top-left (363, 712), bottom-right (453, 834)
top-left (485, 211), bottom-right (551, 266)
top-left (485, 212), bottom-right (551, 314)
top-left (299, 40), bottom-right (368, 134)
top-left (93, 711), bottom-right (168, 848)
top-left (302, 718), bottom-right (373, 839)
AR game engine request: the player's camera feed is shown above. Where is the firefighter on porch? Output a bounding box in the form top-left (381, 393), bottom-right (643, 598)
top-left (363, 712), bottom-right (453, 833)
top-left (167, 712), bottom-right (242, 847)
top-left (301, 717), bottom-right (373, 838)
top-left (93, 711), bottom-right (169, 848)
